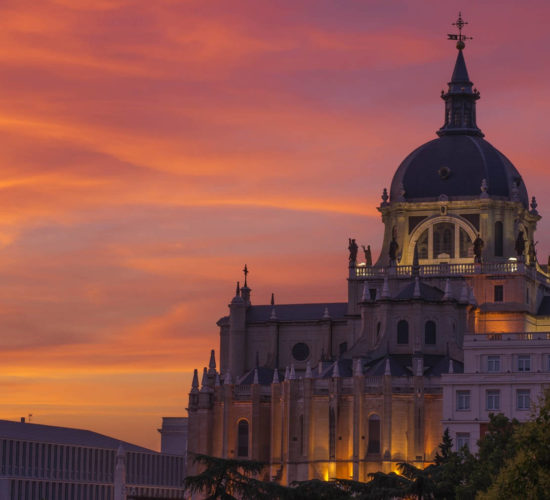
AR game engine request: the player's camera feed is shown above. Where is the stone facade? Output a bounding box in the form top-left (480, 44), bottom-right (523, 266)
top-left (186, 37), bottom-right (550, 483)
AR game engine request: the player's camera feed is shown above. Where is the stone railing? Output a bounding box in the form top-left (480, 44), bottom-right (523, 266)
top-left (467, 332), bottom-right (550, 342)
top-left (354, 261), bottom-right (545, 280)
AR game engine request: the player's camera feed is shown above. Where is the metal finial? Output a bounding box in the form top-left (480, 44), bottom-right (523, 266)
top-left (243, 264), bottom-right (249, 287)
top-left (448, 12), bottom-right (473, 50)
top-left (235, 281), bottom-right (240, 296)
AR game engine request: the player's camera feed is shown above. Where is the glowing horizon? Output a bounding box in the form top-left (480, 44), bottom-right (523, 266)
top-left (1, 1), bottom-right (549, 450)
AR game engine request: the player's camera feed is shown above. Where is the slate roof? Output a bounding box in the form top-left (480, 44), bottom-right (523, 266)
top-left (245, 303), bottom-right (347, 323)
top-left (363, 355), bottom-right (463, 377)
top-left (0, 420), bottom-right (153, 452)
top-left (394, 281), bottom-right (444, 301)
top-left (238, 366), bottom-right (277, 385)
top-left (390, 135), bottom-right (527, 207)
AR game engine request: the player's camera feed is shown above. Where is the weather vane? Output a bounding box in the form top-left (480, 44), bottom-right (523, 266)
top-left (447, 12), bottom-right (472, 50)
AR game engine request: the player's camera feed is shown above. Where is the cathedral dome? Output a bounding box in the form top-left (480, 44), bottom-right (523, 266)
top-left (389, 46), bottom-right (528, 208)
top-left (390, 135), bottom-right (528, 207)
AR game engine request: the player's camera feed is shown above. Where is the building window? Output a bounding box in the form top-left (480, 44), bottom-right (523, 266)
top-left (424, 321), bottom-right (436, 345)
top-left (367, 415), bottom-right (381, 454)
top-left (397, 320), bottom-right (409, 344)
top-left (494, 285), bottom-right (504, 302)
top-left (487, 356), bottom-right (501, 372)
top-left (292, 343), bottom-right (310, 361)
top-left (456, 390), bottom-right (470, 411)
top-left (456, 433), bottom-right (470, 450)
top-left (518, 355), bottom-right (531, 372)
top-left (517, 390), bottom-right (530, 410)
top-left (486, 390), bottom-right (500, 411)
top-left (433, 222), bottom-right (455, 259)
top-left (494, 221), bottom-right (503, 257)
top-left (237, 420), bottom-right (249, 457)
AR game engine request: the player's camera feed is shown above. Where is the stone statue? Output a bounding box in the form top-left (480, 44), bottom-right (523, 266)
top-left (528, 239), bottom-right (537, 266)
top-left (362, 244), bottom-right (372, 266)
top-left (389, 237), bottom-right (399, 265)
top-left (348, 238), bottom-right (358, 265)
top-left (473, 234), bottom-right (484, 263)
top-left (515, 231), bottom-right (525, 257)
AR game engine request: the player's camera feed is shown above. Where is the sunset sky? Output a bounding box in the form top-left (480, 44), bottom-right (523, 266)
top-left (1, 0), bottom-right (549, 451)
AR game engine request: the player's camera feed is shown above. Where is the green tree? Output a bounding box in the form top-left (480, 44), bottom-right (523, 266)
top-left (479, 392), bottom-right (550, 500)
top-left (183, 453), bottom-right (285, 499)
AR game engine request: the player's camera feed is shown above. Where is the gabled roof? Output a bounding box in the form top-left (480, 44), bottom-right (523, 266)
top-left (0, 420), bottom-right (153, 453)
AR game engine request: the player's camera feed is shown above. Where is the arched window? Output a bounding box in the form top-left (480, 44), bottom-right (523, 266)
top-left (367, 415), bottom-right (381, 454)
top-left (494, 221), bottom-right (503, 257)
top-left (425, 321), bottom-right (436, 345)
top-left (433, 222), bottom-right (455, 258)
top-left (397, 320), bottom-right (409, 344)
top-left (237, 420), bottom-right (249, 457)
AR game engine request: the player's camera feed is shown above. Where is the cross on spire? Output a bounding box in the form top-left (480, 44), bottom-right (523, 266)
top-left (448, 12), bottom-right (473, 50)
top-left (243, 264), bottom-right (249, 287)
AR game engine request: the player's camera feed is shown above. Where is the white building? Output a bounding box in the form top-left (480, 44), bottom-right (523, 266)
top-left (442, 332), bottom-right (550, 452)
top-left (0, 419), bottom-right (186, 500)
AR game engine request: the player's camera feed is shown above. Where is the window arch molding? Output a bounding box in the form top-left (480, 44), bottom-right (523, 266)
top-left (406, 215), bottom-right (478, 265)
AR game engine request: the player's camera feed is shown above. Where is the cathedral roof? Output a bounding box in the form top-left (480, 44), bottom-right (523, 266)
top-left (389, 45), bottom-right (528, 208)
top-left (394, 281), bottom-right (444, 301)
top-left (245, 302), bottom-right (347, 323)
top-left (364, 355), bottom-right (463, 376)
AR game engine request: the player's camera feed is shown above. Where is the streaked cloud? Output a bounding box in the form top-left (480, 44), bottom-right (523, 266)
top-left (0, 0), bottom-right (548, 450)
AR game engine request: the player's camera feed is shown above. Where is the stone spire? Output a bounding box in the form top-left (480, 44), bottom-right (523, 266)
top-left (272, 368), bottom-right (279, 383)
top-left (289, 364), bottom-right (296, 380)
top-left (305, 361), bottom-right (312, 378)
top-left (269, 292), bottom-right (277, 320)
top-left (253, 368), bottom-right (259, 385)
top-left (240, 265), bottom-right (251, 305)
top-left (191, 368), bottom-right (199, 393)
top-left (332, 361), bottom-right (340, 378)
top-left (208, 349), bottom-right (216, 374)
top-left (438, 14), bottom-right (483, 138)
top-left (200, 367), bottom-right (211, 392)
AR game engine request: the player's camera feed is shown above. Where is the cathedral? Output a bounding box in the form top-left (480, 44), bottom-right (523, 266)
top-left (186, 17), bottom-right (550, 484)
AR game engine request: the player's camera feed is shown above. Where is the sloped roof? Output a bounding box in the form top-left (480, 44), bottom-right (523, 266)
top-left (246, 303), bottom-right (347, 322)
top-left (0, 420), bottom-right (153, 452)
top-left (363, 354), bottom-right (463, 377)
top-left (394, 281), bottom-right (444, 301)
